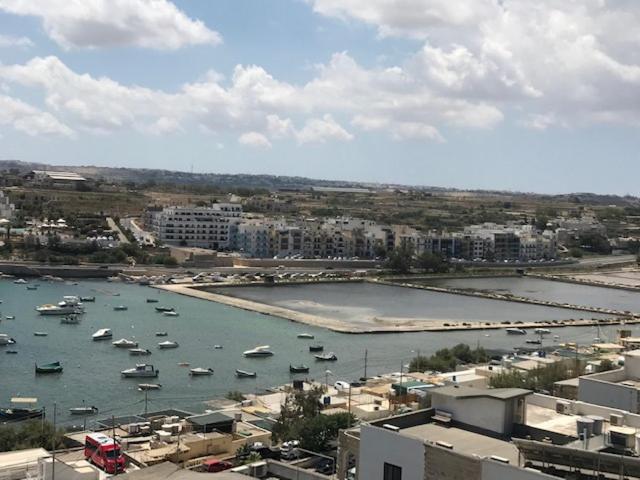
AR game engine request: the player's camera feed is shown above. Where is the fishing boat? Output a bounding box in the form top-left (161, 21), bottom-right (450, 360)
top-left (146, 299), bottom-right (159, 303)
top-left (121, 364), bottom-right (159, 378)
top-left (236, 369), bottom-right (257, 378)
top-left (35, 361), bottom-right (63, 374)
top-left (129, 348), bottom-right (152, 356)
top-left (61, 315), bottom-right (80, 324)
top-left (112, 338), bottom-right (138, 348)
top-left (0, 334), bottom-right (16, 345)
top-left (289, 364), bottom-right (309, 374)
top-left (525, 339), bottom-right (542, 345)
top-left (314, 352), bottom-right (338, 362)
top-left (138, 383), bottom-right (162, 391)
top-left (297, 333), bottom-right (315, 339)
top-left (158, 340), bottom-right (179, 349)
top-left (113, 305), bottom-right (128, 311)
top-left (26, 285), bottom-right (38, 290)
top-left (33, 332), bottom-right (48, 337)
top-left (80, 296), bottom-right (96, 302)
top-left (190, 367), bottom-right (214, 376)
top-left (309, 345), bottom-right (324, 352)
top-left (155, 331), bottom-right (168, 337)
top-left (92, 328), bottom-right (113, 341)
top-left (6, 350), bottom-right (17, 354)
top-left (155, 306), bottom-right (175, 313)
top-left (163, 311), bottom-right (179, 317)
top-left (243, 345), bottom-right (274, 357)
top-left (506, 328), bottom-right (527, 335)
top-left (534, 328), bottom-right (551, 335)
top-left (69, 406), bottom-right (99, 415)
top-left (0, 398), bottom-right (43, 422)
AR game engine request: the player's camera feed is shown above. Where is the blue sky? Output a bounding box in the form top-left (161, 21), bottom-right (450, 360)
top-left (0, 0), bottom-right (639, 195)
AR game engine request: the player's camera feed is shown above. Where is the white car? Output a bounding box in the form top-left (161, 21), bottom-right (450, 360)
top-left (334, 381), bottom-right (350, 391)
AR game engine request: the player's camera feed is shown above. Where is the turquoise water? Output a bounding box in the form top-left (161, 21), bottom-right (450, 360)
top-left (0, 278), bottom-right (630, 425)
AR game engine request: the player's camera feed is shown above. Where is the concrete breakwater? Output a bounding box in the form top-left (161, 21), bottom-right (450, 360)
top-left (155, 281), bottom-right (629, 334)
top-left (525, 272), bottom-right (640, 293)
top-left (0, 262), bottom-right (123, 278)
top-left (374, 278), bottom-right (636, 318)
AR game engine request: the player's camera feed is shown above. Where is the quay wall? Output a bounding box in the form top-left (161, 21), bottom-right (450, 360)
top-left (526, 272), bottom-right (640, 293)
top-left (0, 262), bottom-right (122, 278)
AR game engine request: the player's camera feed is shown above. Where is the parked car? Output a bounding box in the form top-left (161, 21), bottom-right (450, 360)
top-left (202, 459), bottom-right (233, 473)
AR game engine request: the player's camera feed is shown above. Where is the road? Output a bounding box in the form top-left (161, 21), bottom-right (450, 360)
top-left (121, 217), bottom-right (155, 245)
top-left (106, 217), bottom-right (129, 244)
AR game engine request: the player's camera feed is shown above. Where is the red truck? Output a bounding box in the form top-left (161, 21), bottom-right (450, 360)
top-left (84, 432), bottom-right (126, 474)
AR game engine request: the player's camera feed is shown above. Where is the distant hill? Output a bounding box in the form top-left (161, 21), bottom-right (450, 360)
top-left (0, 159), bottom-right (637, 205)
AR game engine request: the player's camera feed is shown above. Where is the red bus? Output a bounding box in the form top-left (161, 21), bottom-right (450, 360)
top-left (84, 432), bottom-right (125, 474)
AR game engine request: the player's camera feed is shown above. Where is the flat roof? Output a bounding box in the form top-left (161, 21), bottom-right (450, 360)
top-left (401, 423), bottom-right (520, 464)
top-left (0, 448), bottom-right (49, 468)
top-left (433, 385), bottom-right (531, 400)
top-left (553, 377), bottom-right (579, 387)
top-left (187, 412), bottom-right (234, 426)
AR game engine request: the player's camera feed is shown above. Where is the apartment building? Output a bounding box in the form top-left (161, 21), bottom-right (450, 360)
top-left (149, 204), bottom-right (243, 250)
top-left (0, 190), bottom-right (15, 220)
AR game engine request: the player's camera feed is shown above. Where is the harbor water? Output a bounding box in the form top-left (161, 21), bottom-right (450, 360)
top-left (0, 278), bottom-right (633, 425)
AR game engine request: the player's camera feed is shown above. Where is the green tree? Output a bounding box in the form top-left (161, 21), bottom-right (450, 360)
top-left (415, 252), bottom-right (448, 273)
top-left (0, 420), bottom-right (65, 452)
top-left (385, 244), bottom-right (414, 273)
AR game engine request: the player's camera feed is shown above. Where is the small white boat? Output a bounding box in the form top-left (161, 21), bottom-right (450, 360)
top-left (163, 311), bottom-right (179, 317)
top-left (33, 332), bottom-right (48, 337)
top-left (506, 328), bottom-right (527, 335)
top-left (314, 352), bottom-right (338, 361)
top-left (113, 338), bottom-right (138, 348)
top-left (534, 328), bottom-right (551, 335)
top-left (129, 348), bottom-right (152, 356)
top-left (121, 364), bottom-right (159, 378)
top-left (13, 279), bottom-right (27, 284)
top-left (158, 341), bottom-right (179, 349)
top-left (236, 369), bottom-right (257, 378)
top-left (69, 406), bottom-right (98, 415)
top-left (243, 345), bottom-right (274, 357)
top-left (213, 345), bottom-right (223, 349)
top-left (138, 383), bottom-right (161, 390)
top-left (5, 315), bottom-right (15, 320)
top-left (190, 367), bottom-right (214, 376)
top-left (92, 328), bottom-right (113, 341)
top-left (113, 305), bottom-right (128, 311)
top-left (297, 333), bottom-right (314, 339)
top-left (0, 334), bottom-right (16, 345)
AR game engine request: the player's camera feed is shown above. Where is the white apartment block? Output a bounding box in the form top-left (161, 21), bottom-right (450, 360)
top-left (149, 204), bottom-right (242, 250)
top-left (0, 191), bottom-right (15, 220)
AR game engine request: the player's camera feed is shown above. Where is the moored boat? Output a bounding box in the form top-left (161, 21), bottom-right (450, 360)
top-left (138, 383), bottom-right (161, 391)
top-left (13, 279), bottom-right (27, 284)
top-left (309, 345), bottom-right (324, 352)
top-left (5, 315), bottom-right (15, 320)
top-left (506, 328), bottom-right (527, 335)
top-left (525, 339), bottom-right (542, 345)
top-left (92, 328), bottom-right (113, 341)
top-left (112, 338), bottom-right (138, 348)
top-left (0, 397), bottom-right (43, 422)
top-left (80, 296), bottom-right (95, 302)
top-left (33, 332), bottom-right (48, 337)
top-left (155, 331), bottom-right (168, 337)
top-left (35, 361), bottom-right (63, 374)
top-left (121, 364), bottom-right (159, 378)
top-left (158, 340), bottom-right (179, 349)
top-left (146, 299), bottom-right (159, 303)
top-left (155, 306), bottom-right (175, 312)
top-left (243, 345), bottom-right (274, 357)
top-left (113, 305), bottom-right (128, 311)
top-left (163, 311), bottom-right (179, 317)
top-left (236, 369), bottom-right (257, 378)
top-left (0, 334), bottom-right (16, 346)
top-left (6, 350), bottom-right (17, 354)
top-left (26, 285), bottom-right (38, 290)
top-left (189, 367), bottom-right (214, 376)
top-left (129, 348), bottom-right (152, 356)
top-left (534, 328), bottom-right (551, 335)
top-left (61, 314), bottom-right (80, 324)
top-left (297, 333), bottom-right (314, 339)
top-left (314, 352), bottom-right (337, 362)
top-left (69, 406), bottom-right (98, 415)
top-left (289, 364), bottom-right (309, 374)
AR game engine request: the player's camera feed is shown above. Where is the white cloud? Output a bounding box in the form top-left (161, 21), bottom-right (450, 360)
top-left (0, 0), bottom-right (221, 50)
top-left (0, 34), bottom-right (33, 48)
top-left (296, 114), bottom-right (353, 144)
top-left (0, 95), bottom-right (73, 137)
top-left (238, 131), bottom-right (272, 149)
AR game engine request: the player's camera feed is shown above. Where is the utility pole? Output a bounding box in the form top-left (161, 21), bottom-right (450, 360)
top-left (52, 403), bottom-right (57, 480)
top-left (363, 349), bottom-right (368, 380)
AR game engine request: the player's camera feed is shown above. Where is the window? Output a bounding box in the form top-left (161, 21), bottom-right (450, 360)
top-left (383, 463), bottom-right (402, 480)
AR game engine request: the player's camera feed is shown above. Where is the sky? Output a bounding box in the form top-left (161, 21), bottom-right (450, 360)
top-left (0, 0), bottom-right (639, 195)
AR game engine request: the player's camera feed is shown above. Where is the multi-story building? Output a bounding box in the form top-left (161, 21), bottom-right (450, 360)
top-left (0, 191), bottom-right (15, 220)
top-left (149, 204), bottom-right (243, 250)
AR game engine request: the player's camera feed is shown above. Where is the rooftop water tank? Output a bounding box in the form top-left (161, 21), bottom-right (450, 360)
top-left (587, 415), bottom-right (604, 435)
top-left (576, 417), bottom-right (594, 438)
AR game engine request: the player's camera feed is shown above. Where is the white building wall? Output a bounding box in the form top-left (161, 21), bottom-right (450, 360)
top-left (359, 425), bottom-right (425, 480)
top-left (431, 395), bottom-right (507, 435)
top-left (578, 376), bottom-right (638, 413)
top-left (482, 461), bottom-right (558, 480)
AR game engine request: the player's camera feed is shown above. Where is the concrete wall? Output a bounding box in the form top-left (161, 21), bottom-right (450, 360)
top-left (359, 425), bottom-right (425, 480)
top-left (233, 258), bottom-right (378, 269)
top-left (267, 460), bottom-right (331, 480)
top-left (481, 461), bottom-right (557, 480)
top-left (578, 375), bottom-right (638, 413)
top-left (424, 444), bottom-right (481, 480)
top-left (625, 353), bottom-right (640, 378)
top-left (431, 395), bottom-right (507, 435)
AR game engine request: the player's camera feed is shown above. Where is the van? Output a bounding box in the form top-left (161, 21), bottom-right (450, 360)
top-left (84, 433), bottom-right (125, 474)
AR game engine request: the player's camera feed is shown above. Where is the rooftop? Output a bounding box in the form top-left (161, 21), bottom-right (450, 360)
top-left (433, 385), bottom-right (531, 400)
top-left (401, 423), bottom-right (520, 464)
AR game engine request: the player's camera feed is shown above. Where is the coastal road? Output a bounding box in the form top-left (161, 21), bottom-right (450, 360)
top-left (121, 217), bottom-right (155, 245)
top-left (106, 217), bottom-right (129, 244)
